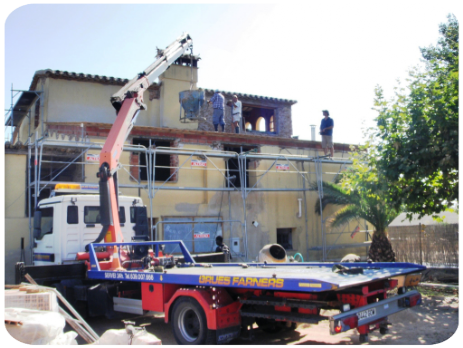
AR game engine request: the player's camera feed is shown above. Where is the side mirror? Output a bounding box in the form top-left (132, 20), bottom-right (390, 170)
top-left (33, 211), bottom-right (42, 229)
top-left (33, 228), bottom-right (41, 241)
top-left (33, 211), bottom-right (42, 240)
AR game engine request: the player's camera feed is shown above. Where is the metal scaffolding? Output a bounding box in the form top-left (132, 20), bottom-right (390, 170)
top-left (25, 137), bottom-right (357, 262)
top-left (4, 84), bottom-right (44, 144)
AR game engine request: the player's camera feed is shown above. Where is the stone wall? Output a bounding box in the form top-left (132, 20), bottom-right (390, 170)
top-left (197, 91), bottom-right (294, 137)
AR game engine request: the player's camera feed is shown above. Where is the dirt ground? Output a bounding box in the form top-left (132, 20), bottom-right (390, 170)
top-left (81, 288), bottom-right (459, 345)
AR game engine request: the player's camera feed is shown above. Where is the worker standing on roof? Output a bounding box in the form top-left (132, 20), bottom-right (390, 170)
top-left (231, 95), bottom-right (242, 134)
top-left (320, 110), bottom-right (334, 158)
top-left (208, 89), bottom-right (225, 132)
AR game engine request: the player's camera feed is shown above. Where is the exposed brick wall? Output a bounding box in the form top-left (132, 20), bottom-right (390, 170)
top-left (197, 91), bottom-right (294, 138)
top-left (130, 153), bottom-right (139, 181)
top-left (276, 105), bottom-right (293, 138)
top-left (170, 139), bottom-right (181, 182)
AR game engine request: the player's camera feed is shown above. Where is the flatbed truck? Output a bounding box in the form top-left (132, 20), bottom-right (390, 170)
top-left (83, 240), bottom-right (425, 344)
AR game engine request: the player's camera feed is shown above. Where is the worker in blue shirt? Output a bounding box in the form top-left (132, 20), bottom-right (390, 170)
top-left (320, 110), bottom-right (334, 157)
top-left (208, 89), bottom-right (225, 132)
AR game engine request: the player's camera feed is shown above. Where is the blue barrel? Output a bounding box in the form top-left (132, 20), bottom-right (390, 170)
top-left (179, 90), bottom-right (205, 119)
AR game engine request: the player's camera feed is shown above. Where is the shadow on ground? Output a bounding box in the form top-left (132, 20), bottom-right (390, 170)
top-left (75, 294), bottom-right (458, 345)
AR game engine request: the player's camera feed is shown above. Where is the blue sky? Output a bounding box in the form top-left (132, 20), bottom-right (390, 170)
top-left (2, 1), bottom-right (461, 145)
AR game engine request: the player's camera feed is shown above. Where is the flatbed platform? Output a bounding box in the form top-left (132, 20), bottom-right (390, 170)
top-left (87, 241), bottom-right (425, 292)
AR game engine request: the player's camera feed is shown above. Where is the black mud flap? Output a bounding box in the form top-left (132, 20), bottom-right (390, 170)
top-left (216, 325), bottom-right (241, 344)
top-left (87, 282), bottom-right (118, 318)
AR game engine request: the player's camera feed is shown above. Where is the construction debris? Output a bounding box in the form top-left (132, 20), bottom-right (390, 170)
top-left (5, 307), bottom-right (78, 344)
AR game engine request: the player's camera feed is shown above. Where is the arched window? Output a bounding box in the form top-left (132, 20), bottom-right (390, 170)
top-left (245, 122), bottom-right (252, 131)
top-left (256, 117), bottom-right (266, 132)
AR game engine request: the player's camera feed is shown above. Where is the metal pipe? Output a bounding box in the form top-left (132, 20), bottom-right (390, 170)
top-left (419, 223), bottom-right (423, 265)
top-left (34, 140), bottom-right (353, 165)
top-left (148, 140), bottom-right (153, 241)
top-left (27, 110), bottom-right (31, 144)
top-left (240, 155), bottom-right (249, 261)
top-left (34, 132), bottom-right (38, 209)
top-left (243, 153), bottom-right (351, 164)
top-left (301, 162), bottom-right (310, 261)
top-left (28, 138), bottom-right (32, 262)
top-left (40, 84), bottom-right (44, 138)
top-left (10, 84), bottom-right (13, 141)
top-left (226, 160), bottom-right (233, 245)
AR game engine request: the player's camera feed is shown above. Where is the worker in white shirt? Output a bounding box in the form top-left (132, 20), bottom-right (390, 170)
top-left (231, 95), bottom-right (242, 134)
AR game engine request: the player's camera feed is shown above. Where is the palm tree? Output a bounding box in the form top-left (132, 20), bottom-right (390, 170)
top-left (313, 181), bottom-right (399, 262)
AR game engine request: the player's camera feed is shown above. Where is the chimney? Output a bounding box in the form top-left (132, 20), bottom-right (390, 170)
top-left (310, 125), bottom-right (316, 141)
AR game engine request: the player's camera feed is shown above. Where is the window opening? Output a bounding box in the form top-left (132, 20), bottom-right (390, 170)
top-left (277, 228), bottom-right (293, 250)
top-left (133, 138), bottom-right (172, 181)
top-left (242, 105), bottom-right (276, 133)
top-left (256, 117), bottom-right (266, 132)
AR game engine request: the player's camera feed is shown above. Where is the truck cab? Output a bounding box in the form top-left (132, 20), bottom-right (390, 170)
top-left (33, 183), bottom-right (145, 265)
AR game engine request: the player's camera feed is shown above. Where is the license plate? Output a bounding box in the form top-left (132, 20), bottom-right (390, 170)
top-left (357, 308), bottom-right (376, 320)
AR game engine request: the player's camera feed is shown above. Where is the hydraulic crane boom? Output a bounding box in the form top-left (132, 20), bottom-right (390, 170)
top-left (90, 33), bottom-right (193, 265)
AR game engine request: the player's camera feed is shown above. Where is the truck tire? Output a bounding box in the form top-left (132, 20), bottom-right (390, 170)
top-left (171, 297), bottom-right (216, 345)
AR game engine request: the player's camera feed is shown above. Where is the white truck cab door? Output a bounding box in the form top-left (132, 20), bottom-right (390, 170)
top-left (33, 206), bottom-right (57, 265)
top-left (61, 204), bottom-right (82, 262)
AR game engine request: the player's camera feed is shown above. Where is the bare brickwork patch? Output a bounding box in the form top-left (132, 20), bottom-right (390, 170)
top-left (198, 91), bottom-right (294, 137)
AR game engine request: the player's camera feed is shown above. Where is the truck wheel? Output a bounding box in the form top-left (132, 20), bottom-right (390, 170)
top-left (287, 322), bottom-right (298, 331)
top-left (171, 297), bottom-right (216, 345)
top-left (359, 334), bottom-right (369, 343)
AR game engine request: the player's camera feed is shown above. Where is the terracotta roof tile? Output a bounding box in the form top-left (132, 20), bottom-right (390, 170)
top-left (203, 88), bottom-right (297, 104)
top-left (29, 69), bottom-right (159, 90)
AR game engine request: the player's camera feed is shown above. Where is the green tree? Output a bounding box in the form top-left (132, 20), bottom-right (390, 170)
top-left (374, 14), bottom-right (458, 217)
top-left (313, 139), bottom-right (400, 262)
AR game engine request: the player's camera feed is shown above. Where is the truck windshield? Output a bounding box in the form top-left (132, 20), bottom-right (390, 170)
top-left (39, 207), bottom-right (54, 238)
top-left (84, 206), bottom-right (126, 224)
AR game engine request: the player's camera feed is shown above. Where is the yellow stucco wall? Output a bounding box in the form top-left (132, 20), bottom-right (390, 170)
top-left (16, 64), bottom-right (198, 144)
top-left (4, 154), bottom-right (31, 283)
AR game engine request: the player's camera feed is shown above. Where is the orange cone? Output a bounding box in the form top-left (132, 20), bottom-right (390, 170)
top-left (110, 246), bottom-right (123, 270)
